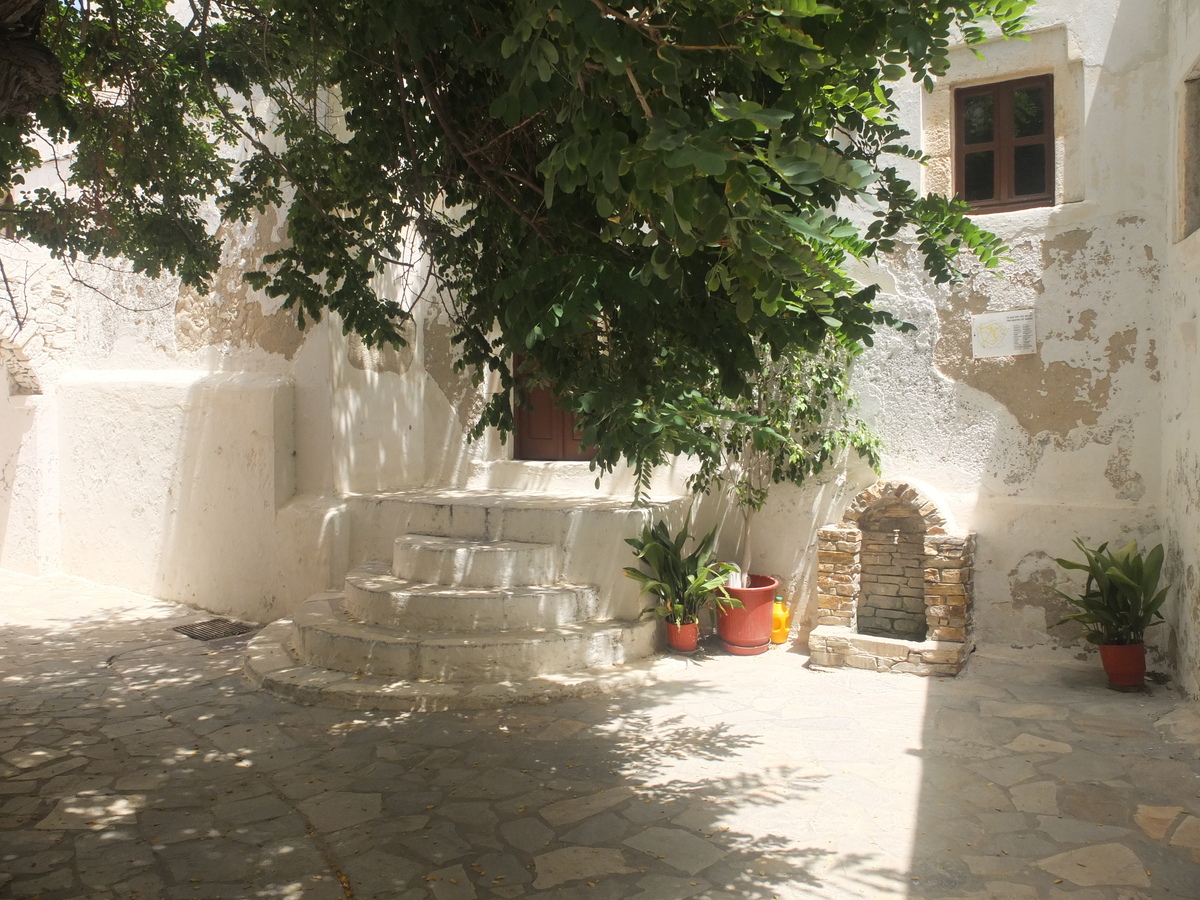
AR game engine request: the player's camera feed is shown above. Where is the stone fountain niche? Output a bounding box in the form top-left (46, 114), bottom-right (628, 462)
top-left (807, 481), bottom-right (975, 676)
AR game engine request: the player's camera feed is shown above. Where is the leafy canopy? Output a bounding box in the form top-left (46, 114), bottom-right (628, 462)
top-left (2, 0), bottom-right (1025, 487)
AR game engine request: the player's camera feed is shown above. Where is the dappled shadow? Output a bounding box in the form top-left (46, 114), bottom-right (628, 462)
top-left (0, 573), bottom-right (919, 898)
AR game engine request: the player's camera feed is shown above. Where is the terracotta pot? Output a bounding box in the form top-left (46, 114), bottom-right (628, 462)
top-left (665, 621), bottom-right (700, 653)
top-left (1098, 642), bottom-right (1146, 691)
top-left (717, 575), bottom-right (779, 656)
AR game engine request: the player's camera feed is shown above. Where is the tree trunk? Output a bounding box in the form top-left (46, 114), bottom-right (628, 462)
top-left (0, 0), bottom-right (60, 121)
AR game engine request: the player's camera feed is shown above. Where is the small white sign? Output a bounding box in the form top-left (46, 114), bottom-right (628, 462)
top-left (971, 310), bottom-right (1036, 358)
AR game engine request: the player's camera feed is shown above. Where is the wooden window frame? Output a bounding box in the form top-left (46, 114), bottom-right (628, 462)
top-left (955, 75), bottom-right (1055, 213)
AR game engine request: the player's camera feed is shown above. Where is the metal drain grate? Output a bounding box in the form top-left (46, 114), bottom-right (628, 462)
top-left (173, 618), bottom-right (256, 641)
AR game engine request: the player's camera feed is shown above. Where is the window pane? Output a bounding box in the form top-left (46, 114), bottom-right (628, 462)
top-left (963, 94), bottom-right (994, 144)
top-left (964, 150), bottom-right (994, 201)
top-left (1013, 144), bottom-right (1047, 195)
top-left (1013, 86), bottom-right (1046, 137)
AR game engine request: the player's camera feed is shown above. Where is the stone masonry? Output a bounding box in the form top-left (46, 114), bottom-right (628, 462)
top-left (808, 480), bottom-right (975, 676)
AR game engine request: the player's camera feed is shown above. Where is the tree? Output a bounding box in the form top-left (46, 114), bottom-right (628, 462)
top-left (1, 0), bottom-right (1020, 489)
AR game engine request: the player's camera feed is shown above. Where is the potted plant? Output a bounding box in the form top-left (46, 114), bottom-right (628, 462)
top-left (1050, 537), bottom-right (1170, 690)
top-left (689, 337), bottom-right (881, 654)
top-left (624, 520), bottom-right (740, 653)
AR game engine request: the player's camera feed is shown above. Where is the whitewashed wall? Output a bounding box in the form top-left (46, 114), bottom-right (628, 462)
top-left (2, 0), bottom-right (1198, 693)
top-left (1159, 0), bottom-right (1200, 696)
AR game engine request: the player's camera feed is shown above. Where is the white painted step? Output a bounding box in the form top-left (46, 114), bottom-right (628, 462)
top-left (245, 617), bottom-right (687, 712)
top-left (291, 597), bottom-right (656, 681)
top-left (345, 563), bottom-right (599, 630)
top-left (391, 534), bottom-right (559, 588)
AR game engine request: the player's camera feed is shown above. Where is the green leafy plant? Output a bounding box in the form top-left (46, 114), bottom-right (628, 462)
top-left (2, 1), bottom-right (1026, 488)
top-left (1051, 538), bottom-right (1170, 645)
top-left (623, 520), bottom-right (740, 626)
top-left (688, 334), bottom-right (881, 573)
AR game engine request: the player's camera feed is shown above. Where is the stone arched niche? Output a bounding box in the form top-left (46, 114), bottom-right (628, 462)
top-left (808, 480), bottom-right (975, 676)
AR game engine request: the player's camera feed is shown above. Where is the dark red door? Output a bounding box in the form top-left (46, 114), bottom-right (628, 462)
top-left (513, 381), bottom-right (592, 461)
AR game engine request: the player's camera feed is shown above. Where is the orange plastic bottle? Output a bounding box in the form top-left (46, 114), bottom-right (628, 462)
top-left (770, 597), bottom-right (791, 644)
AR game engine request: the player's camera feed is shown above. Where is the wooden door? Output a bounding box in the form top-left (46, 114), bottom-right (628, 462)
top-left (513, 379), bottom-right (592, 461)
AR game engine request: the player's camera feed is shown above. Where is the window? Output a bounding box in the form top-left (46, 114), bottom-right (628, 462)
top-left (955, 76), bottom-right (1054, 212)
top-left (1181, 75), bottom-right (1200, 239)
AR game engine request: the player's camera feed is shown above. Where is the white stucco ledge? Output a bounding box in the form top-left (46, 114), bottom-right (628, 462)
top-left (807, 623), bottom-right (974, 677)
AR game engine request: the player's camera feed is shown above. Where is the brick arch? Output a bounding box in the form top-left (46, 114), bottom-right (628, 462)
top-left (840, 480), bottom-right (948, 535)
top-left (809, 478), bottom-right (976, 676)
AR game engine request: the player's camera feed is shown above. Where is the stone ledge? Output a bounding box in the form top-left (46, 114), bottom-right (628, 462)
top-left (807, 624), bottom-right (973, 676)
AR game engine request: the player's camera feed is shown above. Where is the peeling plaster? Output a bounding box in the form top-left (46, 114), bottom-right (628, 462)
top-left (347, 327), bottom-right (415, 376)
top-left (1041, 228), bottom-right (1093, 267)
top-left (1008, 551), bottom-right (1078, 646)
top-left (1103, 425), bottom-right (1145, 501)
top-left (175, 210), bottom-right (307, 359)
top-left (422, 311), bottom-right (483, 429)
top-left (935, 318), bottom-right (1112, 438)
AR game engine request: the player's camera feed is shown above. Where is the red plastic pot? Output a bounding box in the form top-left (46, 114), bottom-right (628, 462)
top-left (665, 621), bottom-right (700, 653)
top-left (1098, 642), bottom-right (1146, 691)
top-left (717, 575), bottom-right (779, 656)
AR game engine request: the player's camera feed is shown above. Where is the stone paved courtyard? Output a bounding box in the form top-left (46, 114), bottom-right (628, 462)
top-left (1, 569), bottom-right (1198, 900)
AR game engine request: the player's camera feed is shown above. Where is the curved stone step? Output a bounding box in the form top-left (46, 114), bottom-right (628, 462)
top-left (345, 563), bottom-right (600, 631)
top-left (291, 596), bottom-right (656, 681)
top-left (245, 617), bottom-right (688, 712)
top-left (392, 534), bottom-right (559, 587)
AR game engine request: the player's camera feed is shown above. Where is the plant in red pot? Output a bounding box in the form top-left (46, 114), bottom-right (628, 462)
top-left (1050, 538), bottom-right (1170, 691)
top-left (624, 521), bottom-right (739, 654)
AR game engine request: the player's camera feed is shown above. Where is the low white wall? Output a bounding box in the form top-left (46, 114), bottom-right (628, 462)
top-left (55, 370), bottom-right (339, 620)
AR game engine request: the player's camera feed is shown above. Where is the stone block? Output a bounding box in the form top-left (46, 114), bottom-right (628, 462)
top-left (816, 615), bottom-right (849, 627)
top-left (809, 649), bottom-right (844, 667)
top-left (844, 655), bottom-right (881, 671)
top-left (897, 586), bottom-right (924, 598)
top-left (925, 583), bottom-right (967, 597)
top-left (920, 647), bottom-right (966, 665)
top-left (834, 584), bottom-right (856, 597)
top-left (892, 660), bottom-right (961, 676)
top-left (930, 626), bottom-right (967, 642)
top-left (820, 551), bottom-right (856, 565)
top-left (941, 567), bottom-right (972, 584)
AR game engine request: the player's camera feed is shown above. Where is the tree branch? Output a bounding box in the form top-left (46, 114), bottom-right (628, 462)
top-left (407, 48), bottom-right (552, 245)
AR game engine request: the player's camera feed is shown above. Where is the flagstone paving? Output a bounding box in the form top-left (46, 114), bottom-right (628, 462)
top-left (1, 569), bottom-right (1199, 899)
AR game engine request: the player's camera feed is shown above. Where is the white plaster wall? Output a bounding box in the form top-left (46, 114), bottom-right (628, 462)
top-left (54, 370), bottom-right (339, 620)
top-left (1159, 0), bottom-right (1200, 696)
top-left (7, 0), bottom-right (1198, 679)
top-left (0, 391), bottom-right (60, 574)
top-left (735, 0), bottom-right (1176, 664)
